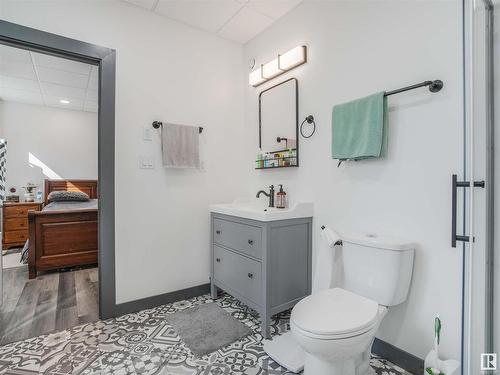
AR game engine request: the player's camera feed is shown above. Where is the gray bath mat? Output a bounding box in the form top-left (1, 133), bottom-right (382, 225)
top-left (167, 302), bottom-right (252, 356)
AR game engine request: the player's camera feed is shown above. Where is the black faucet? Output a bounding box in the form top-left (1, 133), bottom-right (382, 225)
top-left (256, 185), bottom-right (275, 207)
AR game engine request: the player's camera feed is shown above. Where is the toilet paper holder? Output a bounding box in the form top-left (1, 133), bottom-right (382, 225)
top-left (320, 225), bottom-right (343, 246)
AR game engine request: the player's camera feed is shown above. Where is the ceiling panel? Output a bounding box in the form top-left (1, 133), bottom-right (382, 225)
top-left (122, 0), bottom-right (157, 10)
top-left (42, 82), bottom-right (87, 100)
top-left (84, 100), bottom-right (99, 113)
top-left (45, 96), bottom-right (84, 111)
top-left (32, 52), bottom-right (92, 75)
top-left (88, 67), bottom-right (99, 90)
top-left (37, 66), bottom-right (89, 89)
top-left (155, 0), bottom-right (245, 33)
top-left (0, 75), bottom-right (39, 92)
top-left (0, 44), bottom-right (31, 64)
top-left (0, 61), bottom-right (37, 80)
top-left (246, 0), bottom-right (302, 19)
top-left (218, 6), bottom-right (274, 43)
top-left (0, 44), bottom-right (97, 113)
top-left (86, 89), bottom-right (98, 102)
top-left (0, 87), bottom-right (43, 106)
top-left (121, 0), bottom-right (303, 44)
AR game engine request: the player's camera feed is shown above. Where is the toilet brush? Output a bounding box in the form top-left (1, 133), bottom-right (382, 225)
top-left (424, 316), bottom-right (459, 375)
top-left (425, 316), bottom-right (444, 375)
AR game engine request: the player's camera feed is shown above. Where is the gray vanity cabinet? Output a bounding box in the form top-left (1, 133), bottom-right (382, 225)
top-left (210, 213), bottom-right (312, 338)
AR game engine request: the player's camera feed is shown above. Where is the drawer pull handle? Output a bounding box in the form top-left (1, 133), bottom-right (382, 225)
top-left (216, 258), bottom-right (221, 263)
top-left (248, 273), bottom-right (253, 279)
top-left (216, 230), bottom-right (221, 235)
top-left (248, 239), bottom-right (254, 245)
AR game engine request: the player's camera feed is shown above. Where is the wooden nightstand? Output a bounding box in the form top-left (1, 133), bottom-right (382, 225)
top-left (2, 202), bottom-right (42, 250)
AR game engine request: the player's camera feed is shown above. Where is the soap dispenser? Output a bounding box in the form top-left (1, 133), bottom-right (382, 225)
top-left (276, 185), bottom-right (287, 209)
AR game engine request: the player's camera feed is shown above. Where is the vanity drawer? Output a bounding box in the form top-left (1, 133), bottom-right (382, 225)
top-left (213, 245), bottom-right (262, 305)
top-left (213, 218), bottom-right (262, 259)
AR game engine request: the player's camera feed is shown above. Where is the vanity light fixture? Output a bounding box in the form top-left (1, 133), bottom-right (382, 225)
top-left (249, 45), bottom-right (307, 87)
top-left (59, 99), bottom-right (70, 104)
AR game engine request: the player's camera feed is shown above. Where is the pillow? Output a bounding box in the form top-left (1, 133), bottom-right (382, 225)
top-left (47, 190), bottom-right (90, 202)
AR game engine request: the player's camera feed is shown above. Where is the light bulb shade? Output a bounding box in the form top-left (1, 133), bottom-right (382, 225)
top-left (249, 68), bottom-right (266, 86)
top-left (279, 46), bottom-right (306, 70)
top-left (249, 45), bottom-right (307, 87)
top-left (262, 58), bottom-right (282, 79)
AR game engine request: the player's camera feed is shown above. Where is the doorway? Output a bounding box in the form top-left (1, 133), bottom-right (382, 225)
top-left (0, 20), bottom-right (116, 338)
top-left (0, 43), bottom-right (101, 343)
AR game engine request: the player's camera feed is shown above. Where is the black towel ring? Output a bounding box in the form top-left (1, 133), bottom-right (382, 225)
top-left (300, 115), bottom-right (316, 138)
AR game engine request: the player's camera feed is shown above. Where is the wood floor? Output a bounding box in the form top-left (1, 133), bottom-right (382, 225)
top-left (0, 265), bottom-right (99, 345)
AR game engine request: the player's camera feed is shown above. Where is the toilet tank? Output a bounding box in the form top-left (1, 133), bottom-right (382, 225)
top-left (340, 232), bottom-right (415, 306)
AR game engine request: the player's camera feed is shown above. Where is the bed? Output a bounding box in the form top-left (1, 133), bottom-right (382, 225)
top-left (27, 179), bottom-right (98, 279)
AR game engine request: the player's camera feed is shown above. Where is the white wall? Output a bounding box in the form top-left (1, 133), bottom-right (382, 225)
top-left (1, 0), bottom-right (247, 303)
top-left (2, 0), bottom-right (468, 361)
top-left (0, 101), bottom-right (98, 193)
top-left (243, 1), bottom-right (463, 360)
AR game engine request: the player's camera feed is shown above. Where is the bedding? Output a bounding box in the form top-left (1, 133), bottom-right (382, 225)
top-left (43, 199), bottom-right (98, 211)
top-left (21, 239), bottom-right (29, 264)
top-left (47, 190), bottom-right (89, 202)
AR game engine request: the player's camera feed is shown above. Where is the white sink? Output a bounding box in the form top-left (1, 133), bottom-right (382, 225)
top-left (210, 200), bottom-right (313, 222)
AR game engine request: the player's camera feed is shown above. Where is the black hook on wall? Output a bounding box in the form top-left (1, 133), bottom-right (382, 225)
top-left (300, 115), bottom-right (316, 138)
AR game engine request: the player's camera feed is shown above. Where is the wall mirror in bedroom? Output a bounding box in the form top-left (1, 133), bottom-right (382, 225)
top-left (0, 43), bottom-right (101, 344)
top-left (257, 77), bottom-right (299, 169)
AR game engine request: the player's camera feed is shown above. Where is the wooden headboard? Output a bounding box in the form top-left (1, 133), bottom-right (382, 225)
top-left (44, 179), bottom-right (98, 205)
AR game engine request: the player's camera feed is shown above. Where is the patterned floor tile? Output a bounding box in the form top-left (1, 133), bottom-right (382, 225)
top-left (0, 293), bottom-right (412, 375)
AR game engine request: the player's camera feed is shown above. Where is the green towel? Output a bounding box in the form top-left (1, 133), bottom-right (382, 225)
top-left (331, 92), bottom-right (388, 161)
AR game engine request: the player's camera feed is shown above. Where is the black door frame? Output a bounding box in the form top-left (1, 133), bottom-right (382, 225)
top-left (0, 20), bottom-right (116, 319)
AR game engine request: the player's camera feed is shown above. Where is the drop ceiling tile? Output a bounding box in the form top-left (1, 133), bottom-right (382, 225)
top-left (0, 75), bottom-right (39, 92)
top-left (0, 44), bottom-right (32, 64)
top-left (32, 52), bottom-right (92, 75)
top-left (86, 89), bottom-right (98, 101)
top-left (0, 61), bottom-right (37, 80)
top-left (218, 6), bottom-right (274, 43)
top-left (37, 67), bottom-right (89, 89)
top-left (247, 0), bottom-right (302, 19)
top-left (88, 67), bottom-right (99, 90)
top-left (0, 87), bottom-right (43, 106)
top-left (84, 100), bottom-right (99, 113)
top-left (42, 82), bottom-right (87, 100)
top-left (155, 0), bottom-right (244, 33)
top-left (122, 0), bottom-right (157, 9)
top-left (45, 95), bottom-right (84, 111)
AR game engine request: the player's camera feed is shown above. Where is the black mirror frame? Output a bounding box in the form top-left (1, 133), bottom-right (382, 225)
top-left (258, 77), bottom-right (299, 167)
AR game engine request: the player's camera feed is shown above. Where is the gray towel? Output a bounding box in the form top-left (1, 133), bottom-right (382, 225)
top-left (161, 123), bottom-right (200, 169)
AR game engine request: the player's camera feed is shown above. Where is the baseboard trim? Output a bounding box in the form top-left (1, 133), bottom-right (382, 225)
top-left (112, 283), bottom-right (210, 316)
top-left (372, 338), bottom-right (424, 374)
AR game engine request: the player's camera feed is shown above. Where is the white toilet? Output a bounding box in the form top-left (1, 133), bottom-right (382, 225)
top-left (290, 231), bottom-right (414, 375)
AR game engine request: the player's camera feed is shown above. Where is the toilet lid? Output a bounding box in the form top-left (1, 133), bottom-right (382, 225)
top-left (291, 288), bottom-right (379, 337)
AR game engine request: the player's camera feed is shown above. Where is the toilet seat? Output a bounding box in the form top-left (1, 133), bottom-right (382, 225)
top-left (291, 288), bottom-right (379, 340)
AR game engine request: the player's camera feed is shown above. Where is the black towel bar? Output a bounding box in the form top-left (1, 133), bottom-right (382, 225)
top-left (384, 80), bottom-right (443, 97)
top-left (152, 121), bottom-right (203, 134)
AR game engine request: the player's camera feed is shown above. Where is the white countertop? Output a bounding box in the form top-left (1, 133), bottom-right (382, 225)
top-left (210, 200), bottom-right (313, 222)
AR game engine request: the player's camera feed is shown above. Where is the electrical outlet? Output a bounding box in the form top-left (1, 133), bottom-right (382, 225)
top-left (139, 156), bottom-right (154, 169)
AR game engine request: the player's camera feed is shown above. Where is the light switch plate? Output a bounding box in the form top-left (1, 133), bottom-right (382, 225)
top-left (143, 126), bottom-right (153, 141)
top-left (139, 156), bottom-right (155, 169)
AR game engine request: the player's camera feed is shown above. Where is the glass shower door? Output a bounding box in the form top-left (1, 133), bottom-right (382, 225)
top-left (462, 0), bottom-right (497, 374)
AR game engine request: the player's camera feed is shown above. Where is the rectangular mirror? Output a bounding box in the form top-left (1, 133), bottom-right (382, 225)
top-left (257, 78), bottom-right (298, 169)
